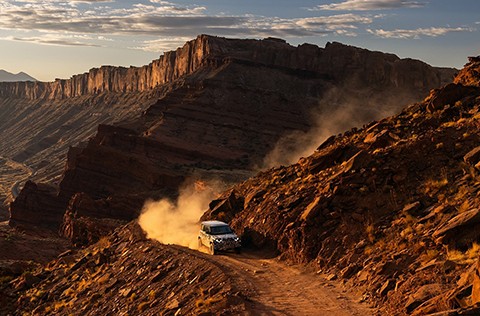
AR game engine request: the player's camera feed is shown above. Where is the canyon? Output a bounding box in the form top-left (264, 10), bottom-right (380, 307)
top-left (2, 35), bottom-right (472, 315)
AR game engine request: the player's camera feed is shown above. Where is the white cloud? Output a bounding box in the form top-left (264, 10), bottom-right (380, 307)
top-left (295, 14), bottom-right (372, 30)
top-left (130, 37), bottom-right (191, 52)
top-left (367, 26), bottom-right (471, 38)
top-left (0, 0), bottom-right (379, 49)
top-left (310, 0), bottom-right (426, 11)
top-left (0, 34), bottom-right (102, 47)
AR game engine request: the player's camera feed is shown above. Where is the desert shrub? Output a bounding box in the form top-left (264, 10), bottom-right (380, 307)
top-left (447, 242), bottom-right (480, 264)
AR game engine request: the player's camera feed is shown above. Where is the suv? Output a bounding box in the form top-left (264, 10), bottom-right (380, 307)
top-left (198, 221), bottom-right (241, 255)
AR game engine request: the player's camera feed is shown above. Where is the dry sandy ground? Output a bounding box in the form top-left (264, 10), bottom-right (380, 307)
top-left (191, 246), bottom-right (374, 315)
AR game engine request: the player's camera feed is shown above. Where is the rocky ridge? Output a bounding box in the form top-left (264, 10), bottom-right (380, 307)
top-left (201, 56), bottom-right (480, 315)
top-left (1, 222), bottom-right (252, 316)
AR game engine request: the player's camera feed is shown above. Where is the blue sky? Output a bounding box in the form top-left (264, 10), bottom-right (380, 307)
top-left (0, 0), bottom-right (478, 81)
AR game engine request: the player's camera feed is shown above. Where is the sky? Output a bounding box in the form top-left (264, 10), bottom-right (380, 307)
top-left (0, 0), bottom-right (478, 81)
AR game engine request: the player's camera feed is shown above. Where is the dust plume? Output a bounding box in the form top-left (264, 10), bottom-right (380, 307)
top-left (262, 87), bottom-right (407, 168)
top-left (138, 180), bottom-right (224, 249)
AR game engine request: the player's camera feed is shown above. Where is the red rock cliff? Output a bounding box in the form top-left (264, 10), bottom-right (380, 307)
top-left (0, 35), bottom-right (455, 100)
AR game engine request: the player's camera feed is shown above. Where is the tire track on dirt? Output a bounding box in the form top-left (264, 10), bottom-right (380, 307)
top-left (174, 245), bottom-right (374, 315)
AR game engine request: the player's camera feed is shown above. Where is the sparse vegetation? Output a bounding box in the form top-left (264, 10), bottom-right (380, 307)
top-left (365, 223), bottom-right (375, 243)
top-left (447, 242), bottom-right (480, 264)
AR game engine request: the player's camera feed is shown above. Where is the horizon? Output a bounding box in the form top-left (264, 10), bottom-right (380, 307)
top-left (0, 0), bottom-right (479, 81)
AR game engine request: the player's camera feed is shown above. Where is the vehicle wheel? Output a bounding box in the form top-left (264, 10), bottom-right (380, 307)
top-left (210, 243), bottom-right (216, 255)
top-left (234, 247), bottom-right (241, 254)
top-left (198, 238), bottom-right (203, 249)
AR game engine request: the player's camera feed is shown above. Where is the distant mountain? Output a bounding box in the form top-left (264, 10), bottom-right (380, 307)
top-left (0, 69), bottom-right (36, 82)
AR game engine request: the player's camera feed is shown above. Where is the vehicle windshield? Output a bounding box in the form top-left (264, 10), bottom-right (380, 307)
top-left (210, 225), bottom-right (233, 235)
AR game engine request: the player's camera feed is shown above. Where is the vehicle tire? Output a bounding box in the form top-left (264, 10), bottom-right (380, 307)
top-left (210, 243), bottom-right (216, 255)
top-left (198, 238), bottom-right (203, 250)
top-left (234, 247), bottom-right (241, 254)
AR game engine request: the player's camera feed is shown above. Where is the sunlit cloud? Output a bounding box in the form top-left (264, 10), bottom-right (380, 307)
top-left (130, 37), bottom-right (192, 52)
top-left (1, 34), bottom-right (102, 47)
top-left (295, 14), bottom-right (372, 30)
top-left (367, 26), bottom-right (472, 38)
top-left (0, 0), bottom-right (379, 51)
top-left (310, 0), bottom-right (426, 11)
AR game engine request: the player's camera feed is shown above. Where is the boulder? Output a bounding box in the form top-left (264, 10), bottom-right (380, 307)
top-left (464, 146), bottom-right (480, 166)
top-left (433, 208), bottom-right (480, 247)
top-left (203, 191), bottom-right (244, 223)
top-left (405, 284), bottom-right (445, 313)
top-left (472, 260), bottom-right (480, 304)
top-left (379, 279), bottom-right (396, 296)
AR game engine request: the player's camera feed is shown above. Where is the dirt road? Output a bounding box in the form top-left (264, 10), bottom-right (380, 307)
top-left (187, 246), bottom-right (374, 315)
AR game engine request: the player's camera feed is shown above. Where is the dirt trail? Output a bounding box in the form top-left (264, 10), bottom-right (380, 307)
top-left (183, 246), bottom-right (374, 315)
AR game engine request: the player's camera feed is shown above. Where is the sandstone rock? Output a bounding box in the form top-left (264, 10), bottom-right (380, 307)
top-left (405, 284), bottom-right (444, 313)
top-left (472, 259), bottom-right (480, 304)
top-left (326, 273), bottom-right (337, 281)
top-left (308, 145), bottom-right (357, 174)
top-left (340, 264), bottom-right (360, 279)
top-left (403, 201), bottom-right (422, 216)
top-left (300, 196), bottom-right (322, 221)
top-left (363, 129), bottom-right (396, 148)
top-left (9, 181), bottom-right (64, 230)
top-left (425, 83), bottom-right (480, 113)
top-left (203, 191), bottom-right (244, 223)
top-left (433, 208), bottom-right (480, 247)
top-left (463, 146), bottom-right (480, 166)
top-left (165, 298), bottom-right (180, 310)
top-left (379, 279), bottom-right (395, 296)
top-left (454, 56), bottom-right (480, 87)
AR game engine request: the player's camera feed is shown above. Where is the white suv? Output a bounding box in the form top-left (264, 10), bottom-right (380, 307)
top-left (198, 221), bottom-right (241, 255)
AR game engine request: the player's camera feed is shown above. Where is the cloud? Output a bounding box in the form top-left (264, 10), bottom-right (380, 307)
top-left (130, 37), bottom-right (192, 52)
top-left (310, 0), bottom-right (426, 11)
top-left (1, 33), bottom-right (103, 47)
top-left (0, 1), bottom-right (376, 47)
top-left (367, 26), bottom-right (472, 39)
top-left (294, 14), bottom-right (373, 30)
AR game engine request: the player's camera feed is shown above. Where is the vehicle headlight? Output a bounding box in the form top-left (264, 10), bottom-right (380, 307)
top-left (213, 238), bottom-right (222, 243)
top-left (234, 237), bottom-right (241, 242)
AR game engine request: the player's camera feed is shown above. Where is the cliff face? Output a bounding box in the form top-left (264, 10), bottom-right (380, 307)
top-left (5, 35), bottom-right (456, 238)
top-left (0, 35), bottom-right (456, 100)
top-left (0, 35), bottom-right (213, 99)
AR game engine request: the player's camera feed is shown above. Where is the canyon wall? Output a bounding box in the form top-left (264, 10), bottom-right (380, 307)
top-left (0, 35), bottom-right (456, 100)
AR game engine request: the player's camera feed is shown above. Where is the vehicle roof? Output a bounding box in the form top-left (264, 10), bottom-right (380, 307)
top-left (201, 220), bottom-right (229, 227)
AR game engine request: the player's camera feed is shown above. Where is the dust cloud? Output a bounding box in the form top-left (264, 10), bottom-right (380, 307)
top-left (262, 87), bottom-right (404, 168)
top-left (138, 180), bottom-right (224, 249)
